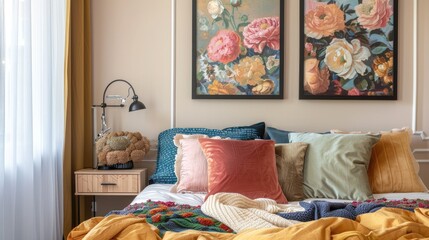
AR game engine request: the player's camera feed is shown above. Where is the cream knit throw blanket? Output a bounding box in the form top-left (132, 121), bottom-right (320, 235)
top-left (201, 193), bottom-right (304, 233)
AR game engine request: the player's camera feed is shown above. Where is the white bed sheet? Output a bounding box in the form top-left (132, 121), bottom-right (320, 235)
top-left (131, 184), bottom-right (205, 206)
top-left (131, 184), bottom-right (429, 206)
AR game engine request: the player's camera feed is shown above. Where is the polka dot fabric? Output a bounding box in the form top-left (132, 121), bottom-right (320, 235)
top-left (150, 127), bottom-right (260, 184)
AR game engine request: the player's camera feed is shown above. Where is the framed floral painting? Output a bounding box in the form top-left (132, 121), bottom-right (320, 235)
top-left (192, 0), bottom-right (284, 99)
top-left (299, 0), bottom-right (398, 100)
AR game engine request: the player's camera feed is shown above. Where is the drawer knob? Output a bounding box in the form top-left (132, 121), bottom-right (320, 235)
top-left (100, 182), bottom-right (117, 186)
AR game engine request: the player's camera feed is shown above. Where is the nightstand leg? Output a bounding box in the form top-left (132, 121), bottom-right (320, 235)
top-left (77, 196), bottom-right (80, 223)
top-left (92, 196), bottom-right (96, 217)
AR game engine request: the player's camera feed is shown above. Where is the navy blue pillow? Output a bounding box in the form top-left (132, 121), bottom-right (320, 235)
top-left (223, 122), bottom-right (266, 139)
top-left (150, 127), bottom-right (260, 184)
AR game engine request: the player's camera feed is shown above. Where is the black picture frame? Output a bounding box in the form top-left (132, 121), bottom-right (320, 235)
top-left (299, 0), bottom-right (398, 100)
top-left (192, 0), bottom-right (284, 99)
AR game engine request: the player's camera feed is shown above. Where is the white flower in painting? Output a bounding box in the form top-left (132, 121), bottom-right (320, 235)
top-left (207, 0), bottom-right (225, 19)
top-left (199, 17), bottom-right (208, 25)
top-left (199, 54), bottom-right (214, 82)
top-left (214, 65), bottom-right (237, 84)
top-left (266, 55), bottom-right (280, 71)
top-left (200, 24), bottom-right (209, 31)
top-left (324, 38), bottom-right (370, 79)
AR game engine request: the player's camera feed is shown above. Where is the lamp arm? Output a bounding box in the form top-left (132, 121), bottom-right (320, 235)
top-left (101, 79), bottom-right (138, 115)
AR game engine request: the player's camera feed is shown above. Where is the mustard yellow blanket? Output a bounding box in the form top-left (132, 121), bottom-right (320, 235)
top-left (163, 208), bottom-right (429, 240)
top-left (67, 214), bottom-right (161, 240)
top-left (69, 208), bottom-right (429, 240)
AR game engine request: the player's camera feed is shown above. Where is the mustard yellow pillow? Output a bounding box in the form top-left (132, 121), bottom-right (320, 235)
top-left (368, 131), bottom-right (427, 193)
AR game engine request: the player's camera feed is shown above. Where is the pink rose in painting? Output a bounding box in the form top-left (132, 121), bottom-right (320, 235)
top-left (348, 88), bottom-right (361, 96)
top-left (207, 30), bottom-right (241, 64)
top-left (355, 0), bottom-right (393, 30)
top-left (305, 4), bottom-right (345, 39)
top-left (243, 17), bottom-right (280, 53)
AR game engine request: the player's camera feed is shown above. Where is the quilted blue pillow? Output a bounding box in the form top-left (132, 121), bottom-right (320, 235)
top-left (150, 127), bottom-right (260, 184)
top-left (223, 122), bottom-right (266, 139)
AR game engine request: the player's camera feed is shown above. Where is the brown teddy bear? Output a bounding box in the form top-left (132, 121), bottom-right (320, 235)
top-left (96, 131), bottom-right (150, 168)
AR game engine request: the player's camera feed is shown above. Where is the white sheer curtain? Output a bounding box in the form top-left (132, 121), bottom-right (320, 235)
top-left (0, 0), bottom-right (66, 239)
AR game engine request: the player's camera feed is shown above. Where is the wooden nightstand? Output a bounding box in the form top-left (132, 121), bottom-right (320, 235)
top-left (74, 168), bottom-right (147, 218)
top-left (75, 168), bottom-right (147, 196)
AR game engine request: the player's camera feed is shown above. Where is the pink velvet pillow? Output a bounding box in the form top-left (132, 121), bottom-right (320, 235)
top-left (171, 134), bottom-right (214, 193)
top-left (199, 139), bottom-right (287, 203)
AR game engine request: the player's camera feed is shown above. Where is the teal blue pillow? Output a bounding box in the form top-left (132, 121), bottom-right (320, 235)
top-left (223, 122), bottom-right (266, 139)
top-left (150, 127), bottom-right (260, 184)
top-left (265, 127), bottom-right (293, 143)
top-left (266, 127), bottom-right (330, 143)
top-left (289, 133), bottom-right (380, 200)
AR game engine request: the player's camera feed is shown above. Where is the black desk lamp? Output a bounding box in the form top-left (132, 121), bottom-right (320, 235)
top-left (92, 79), bottom-right (146, 169)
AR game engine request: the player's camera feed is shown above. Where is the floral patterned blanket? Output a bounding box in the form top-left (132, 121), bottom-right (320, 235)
top-left (108, 200), bottom-right (233, 237)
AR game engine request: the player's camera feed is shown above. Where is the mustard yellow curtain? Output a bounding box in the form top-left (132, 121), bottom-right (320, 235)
top-left (64, 0), bottom-right (93, 237)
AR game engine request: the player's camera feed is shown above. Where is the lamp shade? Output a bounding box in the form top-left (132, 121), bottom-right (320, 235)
top-left (129, 99), bottom-right (146, 112)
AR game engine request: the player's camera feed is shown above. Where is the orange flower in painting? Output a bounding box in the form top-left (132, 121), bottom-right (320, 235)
top-left (304, 58), bottom-right (330, 95)
top-left (251, 80), bottom-right (275, 95)
top-left (233, 56), bottom-right (265, 86)
top-left (305, 4), bottom-right (345, 39)
top-left (208, 80), bottom-right (238, 95)
top-left (373, 51), bottom-right (394, 84)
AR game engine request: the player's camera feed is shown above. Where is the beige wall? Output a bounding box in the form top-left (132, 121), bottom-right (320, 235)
top-left (417, 0), bottom-right (429, 135)
top-left (92, 0), bottom-right (171, 140)
top-left (92, 0), bottom-right (427, 135)
top-left (91, 0), bottom-right (429, 189)
top-left (416, 0), bottom-right (429, 187)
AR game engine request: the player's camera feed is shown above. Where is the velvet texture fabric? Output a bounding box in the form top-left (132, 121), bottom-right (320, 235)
top-left (199, 139), bottom-right (287, 204)
top-left (64, 0), bottom-right (94, 236)
top-left (171, 134), bottom-right (211, 193)
top-left (368, 131), bottom-right (427, 193)
top-left (275, 143), bottom-right (309, 201)
top-left (151, 128), bottom-right (260, 184)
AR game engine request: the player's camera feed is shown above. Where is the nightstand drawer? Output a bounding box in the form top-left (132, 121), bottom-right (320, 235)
top-left (76, 174), bottom-right (139, 194)
top-left (75, 168), bottom-right (146, 196)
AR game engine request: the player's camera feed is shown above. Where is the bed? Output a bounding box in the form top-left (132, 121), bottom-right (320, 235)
top-left (68, 125), bottom-right (429, 239)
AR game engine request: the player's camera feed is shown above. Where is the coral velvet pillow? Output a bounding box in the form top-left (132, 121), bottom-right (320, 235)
top-left (199, 139), bottom-right (287, 204)
top-left (150, 127), bottom-right (259, 184)
top-left (368, 130), bottom-right (427, 193)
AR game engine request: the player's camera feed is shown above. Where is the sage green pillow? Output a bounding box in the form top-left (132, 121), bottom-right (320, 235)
top-left (288, 133), bottom-right (380, 200)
